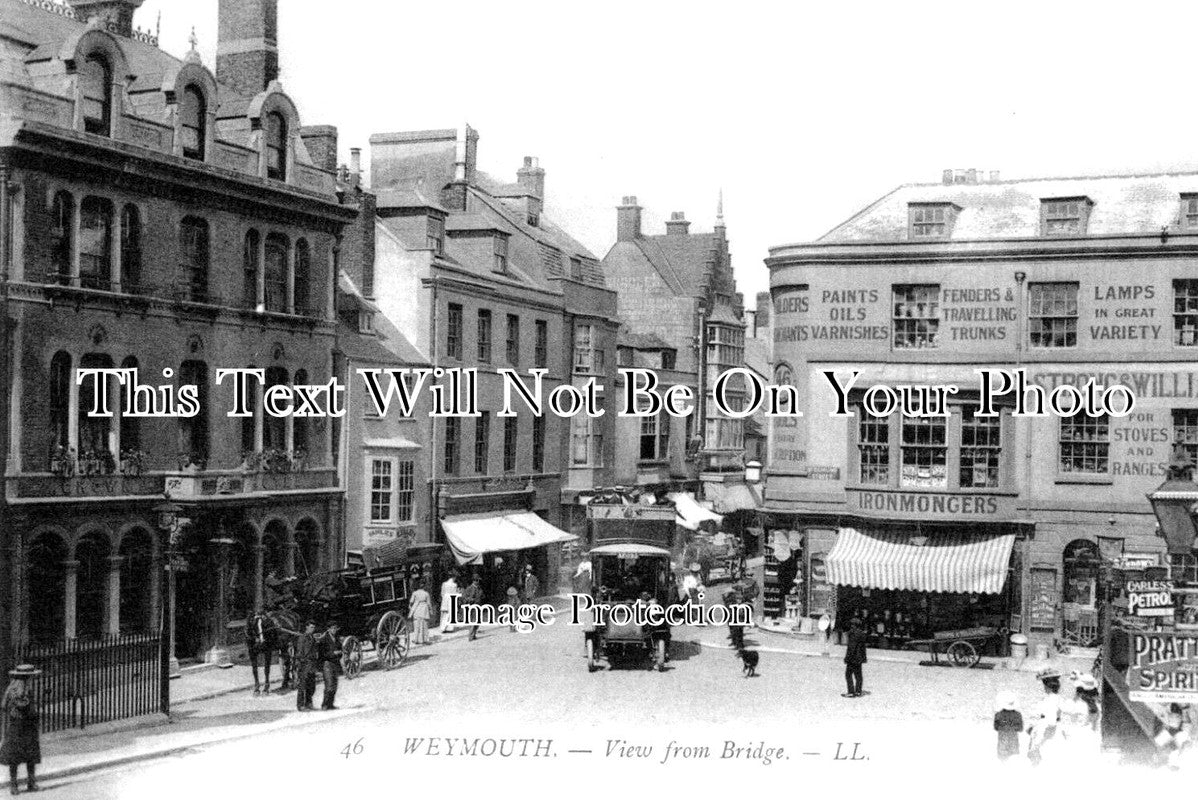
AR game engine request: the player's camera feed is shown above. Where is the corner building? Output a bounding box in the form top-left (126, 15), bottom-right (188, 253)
top-left (766, 168), bottom-right (1198, 651)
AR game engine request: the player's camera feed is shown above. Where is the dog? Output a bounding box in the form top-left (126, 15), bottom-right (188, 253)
top-left (736, 647), bottom-right (759, 677)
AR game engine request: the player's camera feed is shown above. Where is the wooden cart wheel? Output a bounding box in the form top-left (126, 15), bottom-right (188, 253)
top-left (586, 637), bottom-right (598, 672)
top-left (341, 635), bottom-right (363, 680)
top-left (654, 638), bottom-right (666, 671)
top-left (947, 640), bottom-right (979, 668)
top-left (376, 611), bottom-right (410, 670)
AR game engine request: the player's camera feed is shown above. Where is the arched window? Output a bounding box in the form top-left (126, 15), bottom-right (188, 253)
top-left (263, 366), bottom-right (288, 450)
top-left (80, 52), bottom-right (112, 136)
top-left (179, 217), bottom-right (209, 303)
top-left (120, 204), bottom-right (142, 292)
top-left (242, 230), bottom-right (260, 309)
top-left (28, 533), bottom-right (68, 645)
top-left (240, 364), bottom-right (258, 455)
top-left (178, 360), bottom-right (209, 466)
top-left (265, 112), bottom-right (287, 181)
top-left (50, 191), bottom-right (73, 284)
top-left (49, 351), bottom-right (71, 455)
top-left (78, 353), bottom-right (114, 457)
top-left (180, 84), bottom-right (206, 161)
top-left (294, 518), bottom-right (320, 579)
top-left (119, 355), bottom-right (140, 453)
top-left (75, 532), bottom-right (111, 640)
top-left (264, 233), bottom-right (287, 313)
top-left (293, 239), bottom-right (310, 316)
top-left (293, 369), bottom-right (309, 456)
top-left (79, 196), bottom-right (113, 290)
top-left (118, 528), bottom-right (153, 634)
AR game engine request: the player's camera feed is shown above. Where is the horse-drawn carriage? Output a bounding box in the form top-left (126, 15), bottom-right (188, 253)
top-left (251, 562), bottom-right (415, 689)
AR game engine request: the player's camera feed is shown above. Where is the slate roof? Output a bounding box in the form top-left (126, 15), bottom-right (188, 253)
top-left (818, 171), bottom-right (1198, 243)
top-left (618, 331), bottom-right (675, 351)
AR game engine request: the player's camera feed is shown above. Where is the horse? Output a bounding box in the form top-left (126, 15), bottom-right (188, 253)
top-left (247, 608), bottom-right (301, 693)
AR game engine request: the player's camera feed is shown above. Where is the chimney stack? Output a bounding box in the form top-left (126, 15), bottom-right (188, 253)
top-left (350, 147), bottom-right (362, 178)
top-left (665, 211), bottom-right (690, 236)
top-left (66, 0), bottom-right (144, 36)
top-left (517, 156), bottom-right (545, 201)
top-left (299, 125), bottom-right (338, 174)
top-left (617, 196), bottom-right (642, 242)
top-left (216, 0), bottom-right (278, 97)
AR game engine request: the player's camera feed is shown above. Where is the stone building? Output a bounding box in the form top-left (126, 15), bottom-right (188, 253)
top-left (600, 196), bottom-right (757, 517)
top-left (0, 0), bottom-right (353, 663)
top-left (365, 129), bottom-right (611, 599)
top-left (765, 167), bottom-right (1193, 649)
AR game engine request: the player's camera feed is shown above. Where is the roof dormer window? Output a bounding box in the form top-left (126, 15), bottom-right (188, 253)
top-left (1181, 194), bottom-right (1198, 229)
top-left (1041, 197), bottom-right (1092, 236)
top-left (80, 53), bottom-right (112, 137)
top-left (180, 85), bottom-right (206, 161)
top-left (493, 234), bottom-right (509, 274)
top-left (908, 203), bottom-right (959, 239)
top-left (265, 111), bottom-right (287, 181)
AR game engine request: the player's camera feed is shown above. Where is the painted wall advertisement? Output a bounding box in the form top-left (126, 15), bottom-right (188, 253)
top-left (1126, 579), bottom-right (1175, 617)
top-left (1127, 631), bottom-right (1198, 704)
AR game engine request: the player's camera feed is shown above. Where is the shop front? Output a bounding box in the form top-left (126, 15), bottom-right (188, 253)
top-left (824, 526), bottom-right (1019, 654)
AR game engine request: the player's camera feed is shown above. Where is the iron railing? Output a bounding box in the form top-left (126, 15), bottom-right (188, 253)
top-left (14, 633), bottom-right (167, 733)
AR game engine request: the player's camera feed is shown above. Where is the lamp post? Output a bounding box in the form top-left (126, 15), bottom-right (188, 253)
top-left (206, 522), bottom-right (235, 668)
top-left (153, 493), bottom-right (184, 678)
top-left (1147, 446), bottom-right (1198, 556)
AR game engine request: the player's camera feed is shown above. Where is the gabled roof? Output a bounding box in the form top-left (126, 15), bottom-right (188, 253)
top-left (818, 171), bottom-right (1198, 243)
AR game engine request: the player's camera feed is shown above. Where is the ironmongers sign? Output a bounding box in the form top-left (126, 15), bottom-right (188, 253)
top-left (1127, 579), bottom-right (1175, 617)
top-left (1127, 632), bottom-right (1198, 704)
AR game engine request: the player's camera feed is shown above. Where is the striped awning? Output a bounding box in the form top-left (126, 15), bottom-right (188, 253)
top-left (826, 527), bottom-right (1016, 595)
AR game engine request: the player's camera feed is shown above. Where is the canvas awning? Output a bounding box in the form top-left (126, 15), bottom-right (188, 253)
top-left (440, 512), bottom-right (577, 565)
top-left (589, 543), bottom-right (671, 557)
top-left (705, 483), bottom-right (762, 514)
top-left (825, 527), bottom-right (1016, 595)
top-left (668, 492), bottom-right (723, 530)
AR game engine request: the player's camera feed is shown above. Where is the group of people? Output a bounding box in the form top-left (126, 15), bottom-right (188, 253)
top-left (288, 619), bottom-right (343, 712)
top-left (993, 667), bottom-right (1101, 765)
top-left (428, 565), bottom-right (542, 642)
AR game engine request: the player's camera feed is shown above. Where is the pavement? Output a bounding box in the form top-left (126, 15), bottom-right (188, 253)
top-left (11, 591), bottom-right (1099, 792)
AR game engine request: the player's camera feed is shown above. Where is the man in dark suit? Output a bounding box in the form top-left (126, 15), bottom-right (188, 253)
top-left (317, 621), bottom-right (342, 710)
top-left (294, 619), bottom-right (319, 710)
top-left (844, 617), bottom-right (868, 697)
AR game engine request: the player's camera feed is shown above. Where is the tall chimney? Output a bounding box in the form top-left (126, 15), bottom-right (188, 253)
top-left (66, 0), bottom-right (143, 36)
top-left (350, 148), bottom-right (362, 178)
top-left (299, 125), bottom-right (338, 173)
top-left (216, 0), bottom-right (279, 97)
top-left (665, 211), bottom-right (690, 236)
top-left (617, 196), bottom-right (642, 242)
top-left (517, 156), bottom-right (545, 201)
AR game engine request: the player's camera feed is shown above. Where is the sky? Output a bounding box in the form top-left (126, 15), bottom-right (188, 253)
top-left (136, 0), bottom-right (1198, 302)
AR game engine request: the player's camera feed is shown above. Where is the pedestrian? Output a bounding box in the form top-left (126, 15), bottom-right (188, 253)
top-left (1026, 667), bottom-right (1062, 765)
top-left (993, 692), bottom-right (1023, 762)
top-left (683, 563), bottom-right (703, 604)
top-left (462, 576), bottom-right (483, 641)
top-left (843, 616), bottom-right (867, 698)
top-left (317, 622), bottom-right (342, 711)
top-left (409, 580), bottom-right (432, 645)
top-left (522, 565), bottom-right (540, 602)
top-left (505, 585), bottom-right (520, 632)
top-left (1154, 704), bottom-right (1192, 770)
top-left (0, 664), bottom-right (41, 795)
top-left (573, 553), bottom-right (593, 596)
top-left (724, 588), bottom-right (745, 650)
top-left (293, 619), bottom-right (320, 711)
top-left (439, 571), bottom-right (460, 633)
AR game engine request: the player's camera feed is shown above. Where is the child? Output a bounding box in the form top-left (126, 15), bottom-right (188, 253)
top-left (994, 692), bottom-right (1023, 761)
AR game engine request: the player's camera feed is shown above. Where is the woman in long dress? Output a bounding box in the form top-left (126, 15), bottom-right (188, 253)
top-left (0, 664), bottom-right (41, 795)
top-left (439, 572), bottom-right (460, 633)
top-left (409, 580), bottom-right (432, 645)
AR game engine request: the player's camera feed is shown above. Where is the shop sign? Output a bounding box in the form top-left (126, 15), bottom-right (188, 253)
top-left (1029, 567), bottom-right (1058, 632)
top-left (804, 465), bottom-right (841, 481)
top-left (1127, 579), bottom-right (1175, 617)
top-left (808, 554), bottom-right (834, 616)
top-left (588, 504), bottom-right (676, 522)
top-left (1127, 632), bottom-right (1198, 704)
top-left (1118, 553), bottom-right (1161, 571)
top-left (847, 488), bottom-right (1016, 521)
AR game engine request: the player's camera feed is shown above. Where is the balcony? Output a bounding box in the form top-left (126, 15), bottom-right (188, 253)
top-left (10, 473), bottom-right (166, 500)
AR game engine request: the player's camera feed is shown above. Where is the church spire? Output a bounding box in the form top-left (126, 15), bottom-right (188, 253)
top-left (715, 188), bottom-right (725, 228)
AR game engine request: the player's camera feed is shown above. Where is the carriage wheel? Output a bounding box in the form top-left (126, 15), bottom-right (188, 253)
top-left (376, 611), bottom-right (410, 670)
top-left (341, 636), bottom-right (363, 680)
top-left (654, 638), bottom-right (666, 672)
top-left (947, 640), bottom-right (980, 668)
top-left (586, 638), bottom-right (598, 673)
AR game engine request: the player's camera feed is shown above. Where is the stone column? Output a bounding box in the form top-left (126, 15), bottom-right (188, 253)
top-left (148, 545), bottom-right (162, 635)
top-left (256, 235), bottom-right (266, 311)
top-left (110, 209), bottom-right (122, 292)
top-left (284, 540), bottom-right (297, 578)
top-left (106, 555), bottom-right (123, 637)
top-left (252, 543), bottom-right (265, 613)
top-left (62, 560), bottom-right (79, 641)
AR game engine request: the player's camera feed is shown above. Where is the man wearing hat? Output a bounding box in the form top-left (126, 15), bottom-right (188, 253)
top-left (293, 620), bottom-right (320, 711)
top-left (1, 664), bottom-right (42, 794)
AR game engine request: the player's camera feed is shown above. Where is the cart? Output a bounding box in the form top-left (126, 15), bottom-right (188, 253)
top-left (285, 564), bottom-right (414, 680)
top-left (905, 626), bottom-right (1000, 668)
top-left (585, 543), bottom-right (673, 672)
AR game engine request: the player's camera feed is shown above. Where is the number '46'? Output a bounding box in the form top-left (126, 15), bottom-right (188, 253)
top-left (341, 738), bottom-right (364, 759)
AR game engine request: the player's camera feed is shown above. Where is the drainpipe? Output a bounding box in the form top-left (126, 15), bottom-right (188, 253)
top-left (1014, 270), bottom-right (1031, 634)
top-left (428, 276), bottom-right (440, 544)
top-left (0, 165), bottom-right (12, 680)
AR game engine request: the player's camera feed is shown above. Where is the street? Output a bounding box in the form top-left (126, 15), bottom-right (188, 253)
top-left (29, 612), bottom-right (1160, 799)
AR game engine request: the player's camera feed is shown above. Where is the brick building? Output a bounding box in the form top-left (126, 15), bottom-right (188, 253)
top-left (765, 167), bottom-right (1195, 649)
top-left (365, 129), bottom-right (613, 600)
top-left (0, 0), bottom-right (354, 663)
